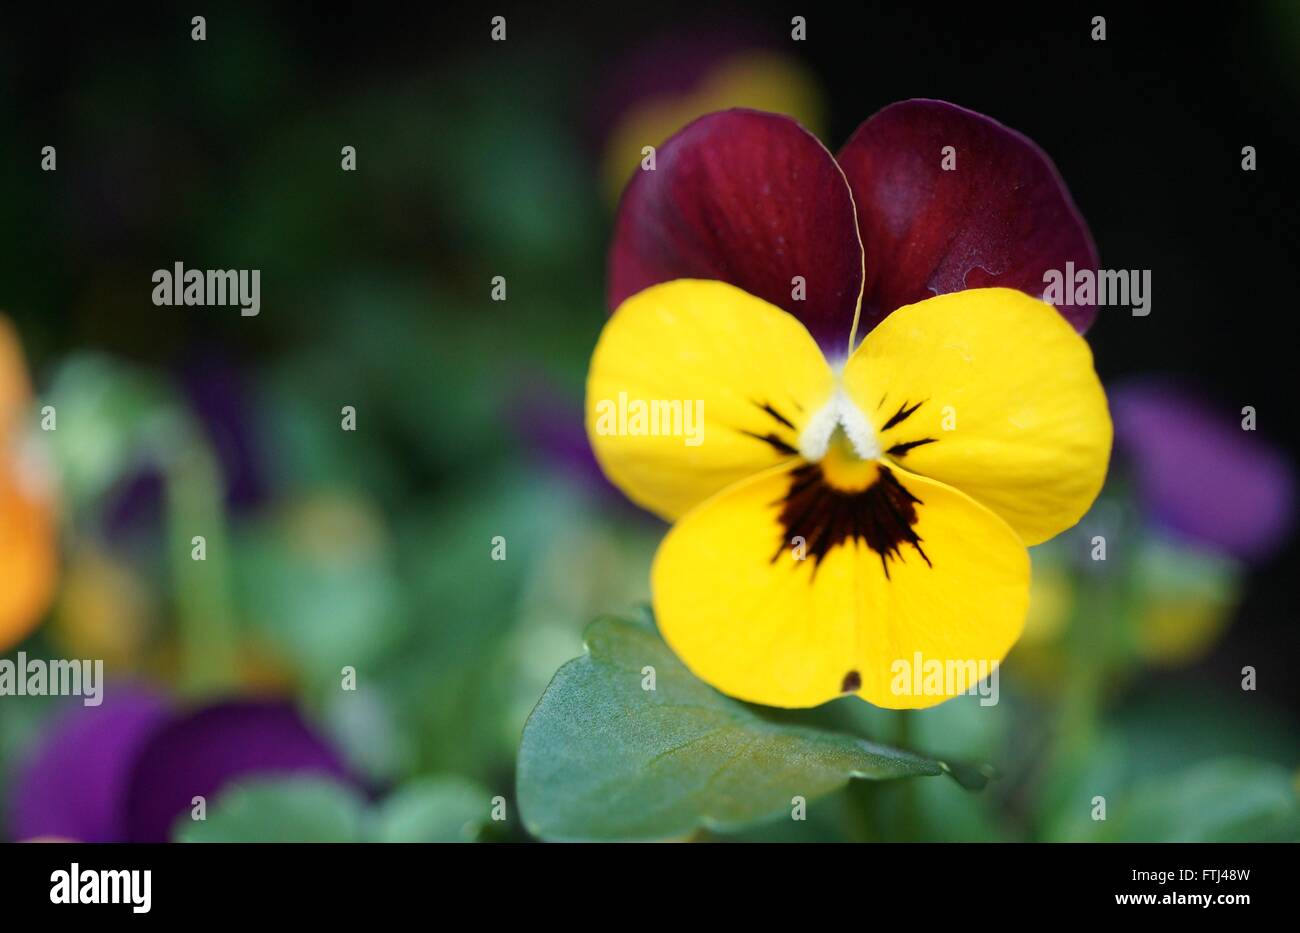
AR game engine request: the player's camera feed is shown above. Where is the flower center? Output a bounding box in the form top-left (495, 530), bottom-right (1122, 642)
top-left (761, 390), bottom-right (930, 576)
top-left (797, 390), bottom-right (880, 479)
top-left (818, 431), bottom-right (881, 491)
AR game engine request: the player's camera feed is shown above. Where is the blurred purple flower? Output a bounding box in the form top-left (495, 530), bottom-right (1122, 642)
top-left (9, 692), bottom-right (350, 843)
top-left (1112, 379), bottom-right (1295, 561)
top-left (9, 686), bottom-right (170, 842)
top-left (101, 468), bottom-right (166, 543)
top-left (177, 351), bottom-right (268, 511)
top-left (102, 350), bottom-right (266, 544)
top-left (122, 700), bottom-right (350, 842)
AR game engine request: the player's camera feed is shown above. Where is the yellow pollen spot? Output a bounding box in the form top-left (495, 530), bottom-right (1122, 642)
top-left (817, 432), bottom-right (881, 491)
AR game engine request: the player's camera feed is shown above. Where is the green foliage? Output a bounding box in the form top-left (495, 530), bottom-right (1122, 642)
top-left (373, 776), bottom-right (492, 843)
top-left (1083, 759), bottom-right (1300, 842)
top-left (177, 775), bottom-right (491, 843)
top-left (176, 777), bottom-right (366, 843)
top-left (517, 616), bottom-right (988, 841)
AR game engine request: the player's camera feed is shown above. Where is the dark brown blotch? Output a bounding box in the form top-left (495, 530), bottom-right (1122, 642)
top-left (771, 463), bottom-right (931, 578)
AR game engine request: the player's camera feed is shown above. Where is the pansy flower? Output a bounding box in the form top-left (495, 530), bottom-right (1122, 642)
top-left (587, 101), bottom-right (1111, 709)
top-left (0, 313), bottom-right (57, 651)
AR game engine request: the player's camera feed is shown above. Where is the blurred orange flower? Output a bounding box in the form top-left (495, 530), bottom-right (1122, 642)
top-left (0, 314), bottom-right (57, 650)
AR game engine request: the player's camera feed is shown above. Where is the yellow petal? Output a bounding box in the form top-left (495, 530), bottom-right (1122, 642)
top-left (842, 288), bottom-right (1112, 545)
top-left (586, 279), bottom-right (835, 521)
top-left (651, 459), bottom-right (1029, 709)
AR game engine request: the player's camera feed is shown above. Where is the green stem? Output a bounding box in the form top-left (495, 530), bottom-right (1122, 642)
top-left (158, 419), bottom-right (240, 696)
top-left (893, 710), bottom-right (921, 840)
top-left (844, 778), bottom-right (877, 841)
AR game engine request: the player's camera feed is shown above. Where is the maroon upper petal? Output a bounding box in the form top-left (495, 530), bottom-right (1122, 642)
top-left (837, 99), bottom-right (1099, 335)
top-left (608, 109), bottom-right (864, 355)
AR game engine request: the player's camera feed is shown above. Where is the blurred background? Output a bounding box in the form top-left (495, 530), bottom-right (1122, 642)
top-left (0, 2), bottom-right (1297, 841)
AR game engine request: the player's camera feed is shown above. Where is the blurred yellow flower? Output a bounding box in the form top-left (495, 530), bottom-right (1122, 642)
top-left (1131, 538), bottom-right (1240, 666)
top-left (602, 50), bottom-right (823, 205)
top-left (53, 544), bottom-right (155, 671)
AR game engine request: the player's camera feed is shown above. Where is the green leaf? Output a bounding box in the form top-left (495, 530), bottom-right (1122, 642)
top-left (373, 777), bottom-right (490, 843)
top-left (1037, 692), bottom-right (1300, 842)
top-left (1086, 758), bottom-right (1300, 842)
top-left (233, 492), bottom-right (405, 685)
top-left (176, 776), bottom-right (367, 843)
top-left (43, 354), bottom-right (181, 510)
top-left (517, 616), bottom-right (987, 841)
top-left (383, 469), bottom-right (589, 780)
top-left (176, 774), bottom-right (493, 843)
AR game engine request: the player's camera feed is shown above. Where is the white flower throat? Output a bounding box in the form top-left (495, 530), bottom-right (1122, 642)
top-left (798, 388), bottom-right (881, 463)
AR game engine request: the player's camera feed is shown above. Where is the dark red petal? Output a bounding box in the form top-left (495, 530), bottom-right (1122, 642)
top-left (608, 109), bottom-right (863, 354)
top-left (837, 99), bottom-right (1099, 335)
